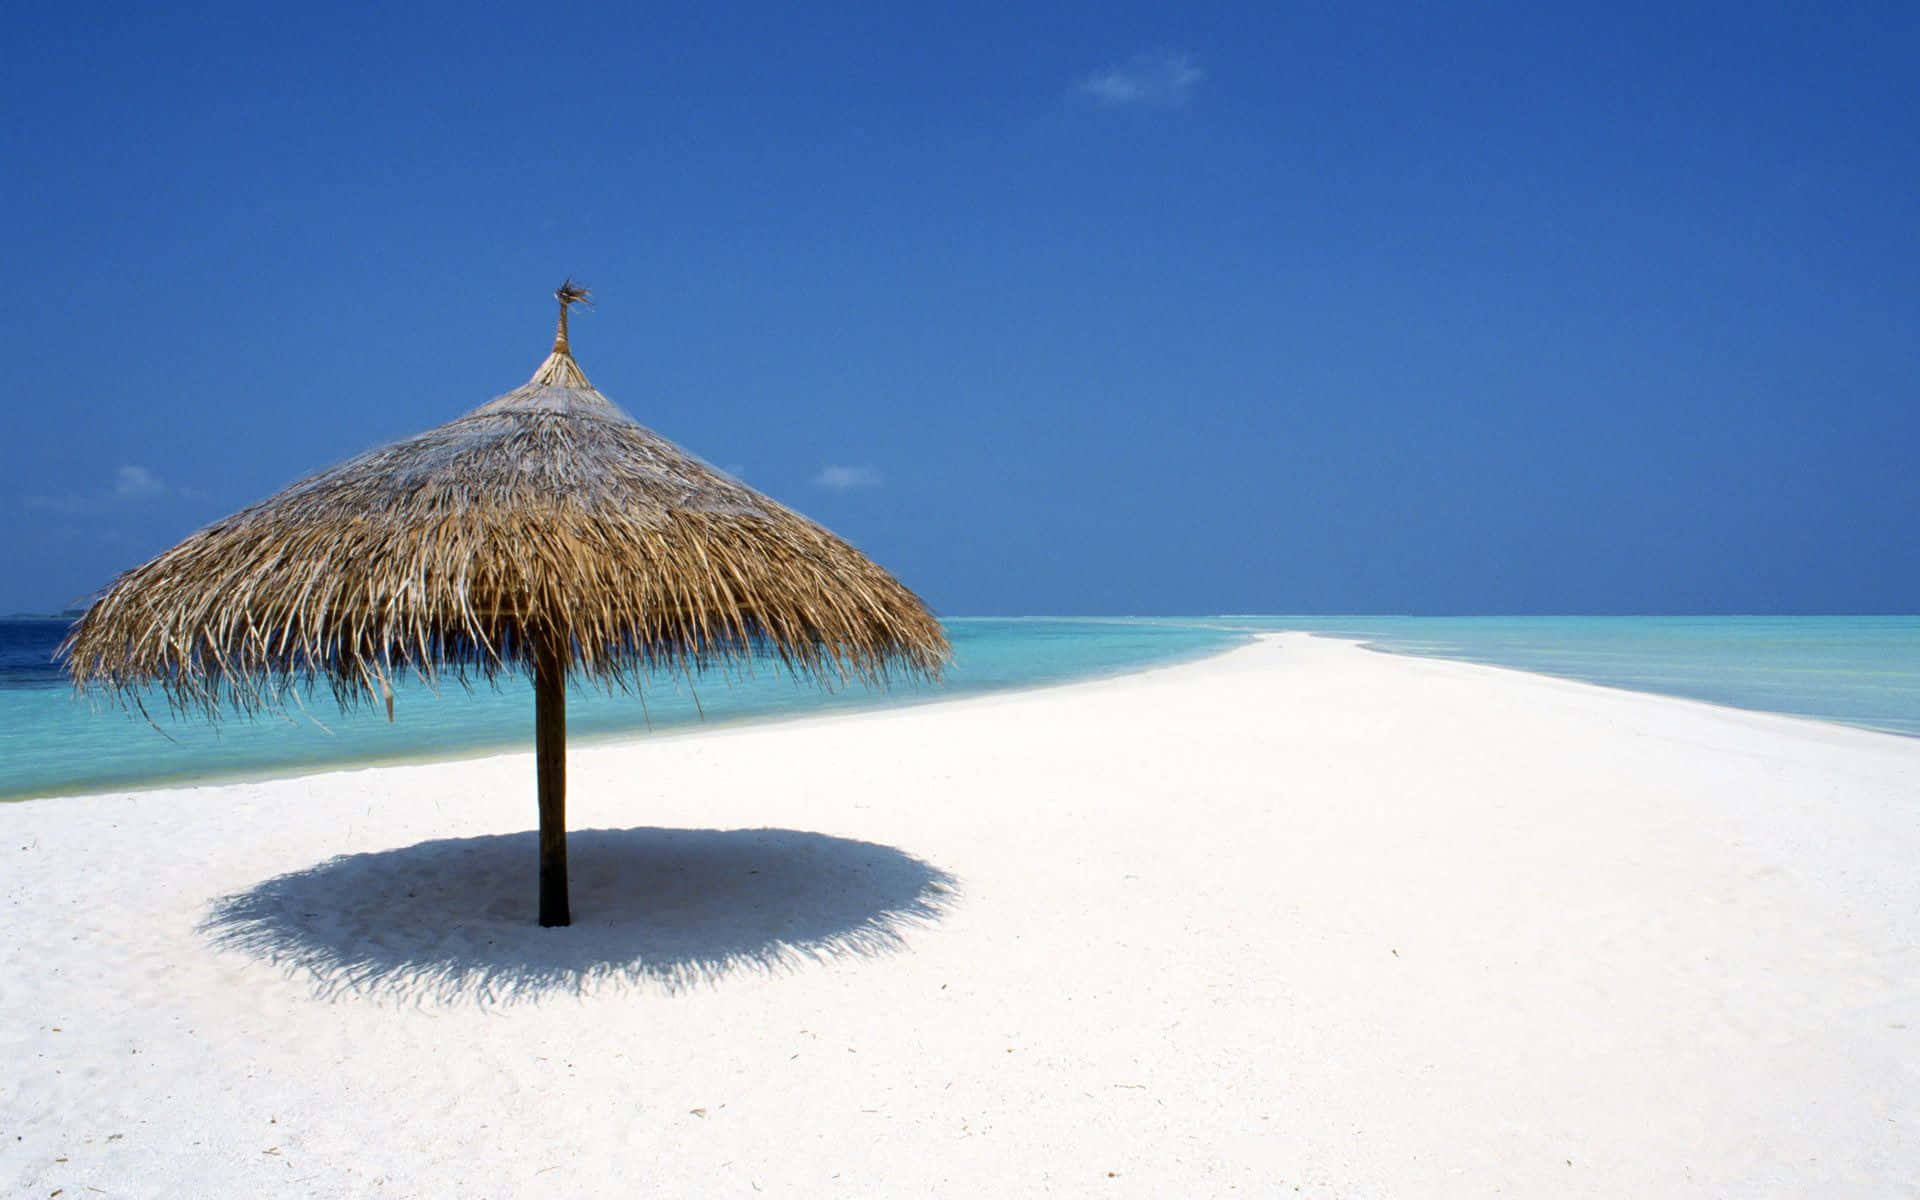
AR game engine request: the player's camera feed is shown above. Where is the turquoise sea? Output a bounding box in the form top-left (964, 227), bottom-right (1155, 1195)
top-left (2, 615), bottom-right (1915, 801)
top-left (1201, 615), bottom-right (1920, 738)
top-left (0, 618), bottom-right (1238, 801)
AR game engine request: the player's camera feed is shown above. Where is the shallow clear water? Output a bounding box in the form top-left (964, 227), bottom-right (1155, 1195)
top-left (0, 618), bottom-right (1244, 800)
top-left (4, 615), bottom-right (1915, 801)
top-left (1199, 615), bottom-right (1920, 737)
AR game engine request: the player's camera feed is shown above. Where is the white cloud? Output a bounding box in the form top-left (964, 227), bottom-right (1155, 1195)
top-left (813, 464), bottom-right (883, 490)
top-left (114, 465), bottom-right (168, 499)
top-left (19, 465), bottom-right (191, 515)
top-left (21, 492), bottom-right (91, 515)
top-left (1076, 50), bottom-right (1204, 109)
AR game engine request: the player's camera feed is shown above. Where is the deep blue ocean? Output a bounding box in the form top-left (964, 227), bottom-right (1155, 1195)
top-left (2, 615), bottom-right (1915, 800)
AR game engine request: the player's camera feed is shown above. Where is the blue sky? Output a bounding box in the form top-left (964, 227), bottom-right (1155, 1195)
top-left (3, 2), bottom-right (1915, 615)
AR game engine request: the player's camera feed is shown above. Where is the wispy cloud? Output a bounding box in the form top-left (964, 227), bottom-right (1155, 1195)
top-left (1075, 50), bottom-right (1204, 109)
top-left (22, 464), bottom-right (196, 514)
top-left (813, 464), bottom-right (883, 490)
top-left (20, 492), bottom-right (94, 516)
top-left (114, 464), bottom-right (169, 499)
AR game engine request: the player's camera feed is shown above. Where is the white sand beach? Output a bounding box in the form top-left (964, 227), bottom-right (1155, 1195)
top-left (4, 633), bottom-right (1917, 1197)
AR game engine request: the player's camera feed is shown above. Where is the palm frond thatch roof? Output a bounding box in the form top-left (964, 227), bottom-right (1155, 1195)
top-left (62, 288), bottom-right (948, 716)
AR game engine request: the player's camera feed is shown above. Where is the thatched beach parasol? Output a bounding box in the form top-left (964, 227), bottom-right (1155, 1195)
top-left (63, 283), bottom-right (949, 926)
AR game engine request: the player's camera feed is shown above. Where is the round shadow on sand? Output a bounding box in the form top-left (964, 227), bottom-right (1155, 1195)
top-left (200, 827), bottom-right (957, 1005)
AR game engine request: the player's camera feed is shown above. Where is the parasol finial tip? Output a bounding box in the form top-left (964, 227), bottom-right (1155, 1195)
top-left (552, 278), bottom-right (591, 354)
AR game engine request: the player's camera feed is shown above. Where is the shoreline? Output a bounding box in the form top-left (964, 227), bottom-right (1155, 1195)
top-left (11, 619), bottom-right (1918, 804)
top-left (1326, 631), bottom-right (1920, 743)
top-left (10, 614), bottom-right (1919, 804)
top-left (2, 633), bottom-right (1256, 805)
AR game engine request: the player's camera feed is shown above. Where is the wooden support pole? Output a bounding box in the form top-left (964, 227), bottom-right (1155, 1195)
top-left (534, 635), bottom-right (570, 927)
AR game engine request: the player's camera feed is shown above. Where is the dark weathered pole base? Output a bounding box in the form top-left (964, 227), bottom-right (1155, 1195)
top-left (534, 637), bottom-right (570, 927)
